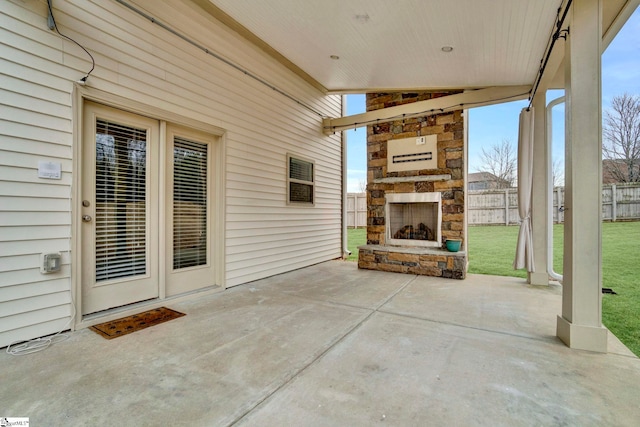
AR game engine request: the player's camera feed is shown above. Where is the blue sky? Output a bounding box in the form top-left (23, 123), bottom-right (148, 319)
top-left (346, 7), bottom-right (640, 192)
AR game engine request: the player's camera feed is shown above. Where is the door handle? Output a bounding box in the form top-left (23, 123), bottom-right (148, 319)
top-left (82, 215), bottom-right (92, 223)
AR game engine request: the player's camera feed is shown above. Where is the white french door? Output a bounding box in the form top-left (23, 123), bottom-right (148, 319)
top-left (81, 102), bottom-right (216, 315)
top-left (165, 125), bottom-right (216, 296)
top-left (81, 103), bottom-right (159, 314)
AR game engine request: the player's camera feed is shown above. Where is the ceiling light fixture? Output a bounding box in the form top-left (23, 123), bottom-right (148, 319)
top-left (441, 46), bottom-right (454, 53)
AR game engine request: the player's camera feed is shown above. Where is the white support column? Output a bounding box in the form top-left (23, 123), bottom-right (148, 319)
top-left (557, 0), bottom-right (608, 352)
top-left (341, 95), bottom-right (351, 259)
top-left (529, 93), bottom-right (549, 285)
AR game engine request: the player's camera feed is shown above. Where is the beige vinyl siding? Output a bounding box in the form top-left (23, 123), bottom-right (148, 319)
top-left (0, 0), bottom-right (341, 346)
top-left (0, 0), bottom-right (74, 349)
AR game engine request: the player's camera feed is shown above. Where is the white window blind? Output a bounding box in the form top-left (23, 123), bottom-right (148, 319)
top-left (173, 137), bottom-right (208, 269)
top-left (95, 119), bottom-right (147, 282)
top-left (288, 155), bottom-right (314, 204)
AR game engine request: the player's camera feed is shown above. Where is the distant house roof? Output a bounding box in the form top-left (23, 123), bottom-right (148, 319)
top-left (468, 172), bottom-right (501, 183)
top-left (468, 171), bottom-right (512, 190)
top-left (603, 159), bottom-right (640, 184)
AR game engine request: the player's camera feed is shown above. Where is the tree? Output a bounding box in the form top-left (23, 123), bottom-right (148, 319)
top-left (552, 158), bottom-right (564, 187)
top-left (358, 179), bottom-right (367, 193)
top-left (603, 93), bottom-right (640, 183)
top-left (478, 139), bottom-right (516, 188)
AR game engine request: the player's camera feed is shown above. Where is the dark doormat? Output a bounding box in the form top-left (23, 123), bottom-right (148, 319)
top-left (90, 307), bottom-right (185, 339)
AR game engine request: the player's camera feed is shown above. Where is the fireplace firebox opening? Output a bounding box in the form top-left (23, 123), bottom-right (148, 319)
top-left (385, 192), bottom-right (442, 248)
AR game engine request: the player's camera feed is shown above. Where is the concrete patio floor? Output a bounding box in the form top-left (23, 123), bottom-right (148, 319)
top-left (2, 260), bottom-right (639, 426)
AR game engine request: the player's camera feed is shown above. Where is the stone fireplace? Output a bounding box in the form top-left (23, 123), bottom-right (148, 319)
top-left (358, 91), bottom-right (467, 279)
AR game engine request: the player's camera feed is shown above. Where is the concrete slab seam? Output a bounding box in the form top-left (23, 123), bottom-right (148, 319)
top-left (376, 308), bottom-right (562, 346)
top-left (228, 275), bottom-right (419, 426)
top-left (189, 307), bottom-right (310, 363)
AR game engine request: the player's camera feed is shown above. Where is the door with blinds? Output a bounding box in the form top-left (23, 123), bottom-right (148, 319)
top-left (81, 103), bottom-right (160, 315)
top-left (165, 125), bottom-right (215, 296)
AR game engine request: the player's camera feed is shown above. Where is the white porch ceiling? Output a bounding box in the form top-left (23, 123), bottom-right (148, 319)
top-left (206, 0), bottom-right (564, 92)
top-left (200, 0), bottom-right (636, 94)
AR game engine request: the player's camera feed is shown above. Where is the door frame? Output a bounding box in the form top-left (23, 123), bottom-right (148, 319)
top-left (71, 85), bottom-right (226, 330)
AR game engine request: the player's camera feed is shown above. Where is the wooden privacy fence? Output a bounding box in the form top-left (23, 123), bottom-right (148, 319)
top-left (346, 193), bottom-right (367, 228)
top-left (468, 184), bottom-right (640, 225)
top-left (349, 185), bottom-right (640, 227)
top-left (468, 188), bottom-right (521, 225)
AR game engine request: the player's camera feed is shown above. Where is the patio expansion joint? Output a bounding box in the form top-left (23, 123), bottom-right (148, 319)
top-left (229, 274), bottom-right (419, 426)
top-left (188, 306), bottom-right (312, 364)
top-left (603, 345), bottom-right (639, 360)
top-left (255, 275), bottom-right (421, 313)
top-left (375, 307), bottom-right (562, 346)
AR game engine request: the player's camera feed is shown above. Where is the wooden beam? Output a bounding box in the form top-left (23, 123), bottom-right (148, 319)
top-left (323, 85), bottom-right (531, 134)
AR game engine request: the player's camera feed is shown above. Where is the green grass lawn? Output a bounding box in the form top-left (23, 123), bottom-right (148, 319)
top-left (347, 223), bottom-right (640, 356)
top-left (346, 228), bottom-right (366, 261)
top-left (468, 222), bottom-right (640, 356)
top-left (467, 224), bottom-right (565, 278)
top-left (600, 223), bottom-right (640, 357)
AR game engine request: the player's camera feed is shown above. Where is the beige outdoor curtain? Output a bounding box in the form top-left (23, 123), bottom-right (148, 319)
top-left (514, 107), bottom-right (535, 271)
